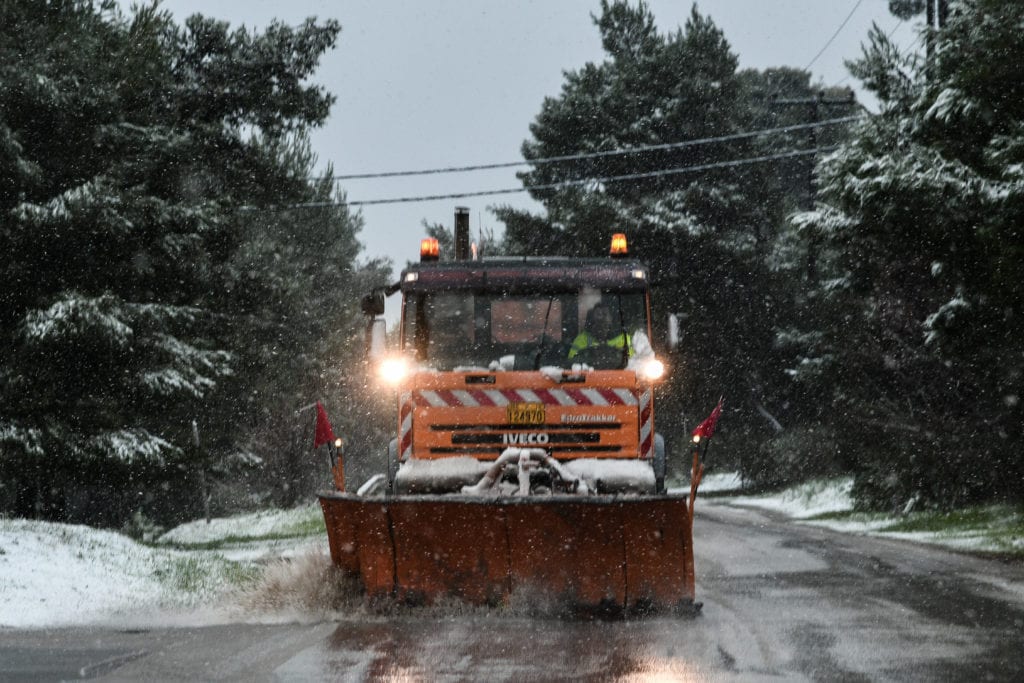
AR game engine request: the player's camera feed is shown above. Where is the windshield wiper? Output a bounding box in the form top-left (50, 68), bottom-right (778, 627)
top-left (531, 296), bottom-right (557, 370)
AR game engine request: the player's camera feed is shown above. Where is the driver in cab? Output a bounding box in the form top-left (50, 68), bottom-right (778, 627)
top-left (568, 303), bottom-right (632, 361)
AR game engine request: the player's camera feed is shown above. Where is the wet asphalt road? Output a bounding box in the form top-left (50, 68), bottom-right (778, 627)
top-left (2, 501), bottom-right (1022, 681)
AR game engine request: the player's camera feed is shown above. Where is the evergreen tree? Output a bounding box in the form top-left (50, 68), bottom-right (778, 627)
top-left (787, 0), bottom-right (1024, 508)
top-left (0, 1), bottom-right (378, 524)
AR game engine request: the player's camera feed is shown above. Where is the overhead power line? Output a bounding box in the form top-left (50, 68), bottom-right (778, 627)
top-left (804, 0), bottom-right (865, 72)
top-left (327, 117), bottom-right (860, 181)
top-left (268, 146), bottom-right (837, 209)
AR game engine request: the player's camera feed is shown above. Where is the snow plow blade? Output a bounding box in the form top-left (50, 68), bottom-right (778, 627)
top-left (319, 492), bottom-right (695, 614)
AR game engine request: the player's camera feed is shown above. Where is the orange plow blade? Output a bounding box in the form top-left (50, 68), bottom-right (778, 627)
top-left (319, 493), bottom-right (696, 614)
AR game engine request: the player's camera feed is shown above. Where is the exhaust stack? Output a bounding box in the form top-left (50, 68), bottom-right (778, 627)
top-left (455, 207), bottom-right (470, 261)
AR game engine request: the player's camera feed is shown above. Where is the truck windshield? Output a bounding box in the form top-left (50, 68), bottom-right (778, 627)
top-left (402, 289), bottom-right (648, 371)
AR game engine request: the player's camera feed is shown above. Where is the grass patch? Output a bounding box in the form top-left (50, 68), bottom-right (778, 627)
top-left (278, 511), bottom-right (327, 537)
top-left (806, 510), bottom-right (884, 522)
top-left (156, 528), bottom-right (324, 552)
top-left (879, 505), bottom-right (1024, 555)
top-left (807, 504), bottom-right (1024, 557)
top-left (878, 505), bottom-right (1023, 534)
top-left (154, 504), bottom-right (326, 550)
top-left (154, 556), bottom-right (215, 593)
top-left (222, 560), bottom-right (263, 588)
top-left (152, 554), bottom-right (262, 595)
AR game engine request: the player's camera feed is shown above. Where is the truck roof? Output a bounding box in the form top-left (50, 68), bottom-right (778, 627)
top-left (400, 256), bottom-right (649, 292)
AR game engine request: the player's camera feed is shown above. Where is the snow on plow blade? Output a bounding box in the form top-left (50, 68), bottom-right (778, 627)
top-left (318, 493), bottom-right (695, 614)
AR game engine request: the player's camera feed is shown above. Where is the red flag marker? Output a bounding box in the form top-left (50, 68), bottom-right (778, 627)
top-left (688, 397), bottom-right (723, 525)
top-left (313, 401), bottom-right (336, 449)
top-left (691, 397), bottom-right (724, 441)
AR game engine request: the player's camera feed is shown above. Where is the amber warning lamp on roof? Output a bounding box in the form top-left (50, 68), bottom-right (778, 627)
top-left (420, 237), bottom-right (440, 262)
top-left (610, 233), bottom-right (628, 257)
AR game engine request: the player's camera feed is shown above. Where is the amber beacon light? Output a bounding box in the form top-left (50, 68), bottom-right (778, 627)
top-left (610, 233), bottom-right (628, 257)
top-left (420, 237), bottom-right (440, 262)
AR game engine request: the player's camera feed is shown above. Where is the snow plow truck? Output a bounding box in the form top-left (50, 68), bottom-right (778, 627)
top-left (319, 208), bottom-right (702, 614)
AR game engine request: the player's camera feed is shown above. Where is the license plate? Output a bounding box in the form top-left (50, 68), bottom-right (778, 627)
top-left (507, 402), bottom-right (545, 425)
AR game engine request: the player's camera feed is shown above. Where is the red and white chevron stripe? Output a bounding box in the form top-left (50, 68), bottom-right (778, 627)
top-left (398, 391), bottom-right (414, 461)
top-left (638, 389), bottom-right (654, 460)
top-left (412, 388), bottom-right (638, 408)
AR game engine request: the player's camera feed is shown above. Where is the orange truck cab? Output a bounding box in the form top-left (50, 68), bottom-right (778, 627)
top-left (378, 251), bottom-right (669, 496)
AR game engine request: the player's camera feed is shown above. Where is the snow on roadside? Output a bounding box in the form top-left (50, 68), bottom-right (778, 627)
top-left (873, 528), bottom-right (1024, 553)
top-left (0, 518), bottom-right (232, 629)
top-left (207, 536), bottom-right (326, 564)
top-left (0, 503), bottom-right (326, 630)
top-left (666, 470), bottom-right (744, 496)
top-left (726, 477), bottom-right (854, 519)
top-left (695, 470), bottom-right (744, 493)
top-left (157, 503), bottom-right (321, 545)
top-left (156, 503), bottom-right (327, 563)
top-left (715, 475), bottom-right (1024, 555)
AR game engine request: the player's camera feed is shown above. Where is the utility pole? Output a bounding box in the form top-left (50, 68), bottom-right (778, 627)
top-left (771, 90), bottom-right (855, 280)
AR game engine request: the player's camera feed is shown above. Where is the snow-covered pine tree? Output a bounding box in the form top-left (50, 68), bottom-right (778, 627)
top-left (785, 0), bottom-right (1024, 508)
top-left (0, 1), bottom-right (369, 525)
top-left (216, 134), bottom-right (392, 507)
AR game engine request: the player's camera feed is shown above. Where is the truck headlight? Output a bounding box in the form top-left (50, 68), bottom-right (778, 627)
top-left (378, 356), bottom-right (411, 386)
top-left (637, 357), bottom-right (665, 382)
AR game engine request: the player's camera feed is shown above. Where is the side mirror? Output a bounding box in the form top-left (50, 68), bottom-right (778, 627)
top-left (361, 291), bottom-right (385, 316)
top-left (667, 313), bottom-right (680, 351)
top-left (367, 318), bottom-right (387, 358)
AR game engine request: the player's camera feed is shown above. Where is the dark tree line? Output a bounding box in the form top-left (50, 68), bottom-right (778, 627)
top-left (788, 0), bottom-right (1024, 508)
top-left (0, 1), bottom-right (389, 527)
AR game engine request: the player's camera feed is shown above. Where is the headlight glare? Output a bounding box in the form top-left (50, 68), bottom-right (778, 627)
top-left (639, 357), bottom-right (665, 381)
top-left (379, 356), bottom-right (410, 385)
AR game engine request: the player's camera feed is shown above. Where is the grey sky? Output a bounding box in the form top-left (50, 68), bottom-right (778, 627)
top-left (150, 1), bottom-right (918, 272)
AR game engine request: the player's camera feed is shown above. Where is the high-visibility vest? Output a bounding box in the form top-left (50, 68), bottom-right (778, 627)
top-left (568, 331), bottom-right (633, 358)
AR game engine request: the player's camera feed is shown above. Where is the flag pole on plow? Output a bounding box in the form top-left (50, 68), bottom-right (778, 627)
top-left (313, 401), bottom-right (345, 491)
top-left (688, 397), bottom-right (723, 520)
